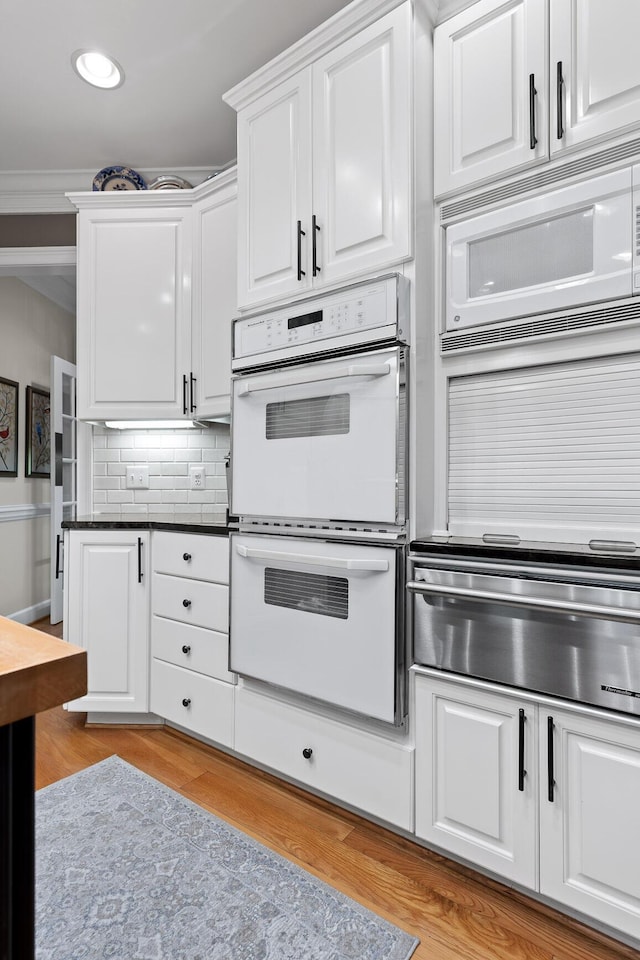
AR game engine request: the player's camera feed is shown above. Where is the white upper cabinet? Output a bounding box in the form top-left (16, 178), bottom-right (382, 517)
top-left (70, 172), bottom-right (236, 422)
top-left (74, 200), bottom-right (193, 420)
top-left (550, 0), bottom-right (640, 156)
top-left (191, 172), bottom-right (237, 420)
top-left (434, 0), bottom-right (548, 197)
top-left (230, 2), bottom-right (412, 310)
top-left (435, 0), bottom-right (640, 197)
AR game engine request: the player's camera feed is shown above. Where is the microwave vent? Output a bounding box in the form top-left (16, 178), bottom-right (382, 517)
top-left (441, 299), bottom-right (640, 353)
top-left (441, 135), bottom-right (640, 222)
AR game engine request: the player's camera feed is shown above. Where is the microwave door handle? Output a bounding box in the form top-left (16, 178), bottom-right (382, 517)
top-left (406, 581), bottom-right (640, 625)
top-left (236, 543), bottom-right (389, 572)
top-left (236, 362), bottom-right (391, 396)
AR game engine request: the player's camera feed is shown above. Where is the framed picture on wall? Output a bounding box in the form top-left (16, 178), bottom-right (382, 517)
top-left (0, 376), bottom-right (19, 477)
top-left (25, 386), bottom-right (51, 478)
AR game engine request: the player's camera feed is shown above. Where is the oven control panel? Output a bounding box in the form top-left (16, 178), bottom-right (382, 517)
top-left (232, 274), bottom-right (409, 369)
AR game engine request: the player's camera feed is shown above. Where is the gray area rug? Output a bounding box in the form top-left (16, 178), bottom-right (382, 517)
top-left (36, 755), bottom-right (419, 960)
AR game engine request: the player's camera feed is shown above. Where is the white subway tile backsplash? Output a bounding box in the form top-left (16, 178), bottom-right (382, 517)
top-left (92, 424), bottom-right (230, 517)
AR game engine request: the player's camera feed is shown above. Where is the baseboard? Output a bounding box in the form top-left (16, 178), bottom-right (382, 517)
top-left (9, 599), bottom-right (50, 625)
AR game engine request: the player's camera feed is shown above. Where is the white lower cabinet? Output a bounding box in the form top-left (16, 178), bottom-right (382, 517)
top-left (150, 531), bottom-right (235, 748)
top-left (415, 671), bottom-right (640, 943)
top-left (234, 682), bottom-right (414, 831)
top-left (65, 530), bottom-right (150, 715)
top-left (415, 676), bottom-right (537, 886)
top-left (540, 707), bottom-right (640, 941)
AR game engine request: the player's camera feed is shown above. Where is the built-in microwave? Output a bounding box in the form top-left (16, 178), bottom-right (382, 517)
top-left (445, 165), bottom-right (640, 332)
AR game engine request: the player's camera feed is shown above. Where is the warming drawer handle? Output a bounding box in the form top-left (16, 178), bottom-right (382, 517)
top-left (236, 543), bottom-right (388, 572)
top-left (236, 362), bottom-right (391, 396)
top-left (406, 581), bottom-right (640, 625)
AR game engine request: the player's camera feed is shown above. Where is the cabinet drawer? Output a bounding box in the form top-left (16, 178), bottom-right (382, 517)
top-left (151, 658), bottom-right (234, 748)
top-left (153, 531), bottom-right (228, 583)
top-left (152, 572), bottom-right (228, 632)
top-left (152, 616), bottom-right (235, 684)
top-left (235, 684), bottom-right (413, 830)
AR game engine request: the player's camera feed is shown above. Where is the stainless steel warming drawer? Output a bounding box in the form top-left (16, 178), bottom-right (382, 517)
top-left (409, 553), bottom-right (640, 716)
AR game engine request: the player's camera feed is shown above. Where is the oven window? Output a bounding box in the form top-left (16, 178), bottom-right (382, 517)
top-left (264, 567), bottom-right (349, 619)
top-left (265, 394), bottom-right (350, 440)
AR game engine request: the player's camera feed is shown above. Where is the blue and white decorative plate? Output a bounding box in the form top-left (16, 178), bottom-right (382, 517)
top-left (92, 165), bottom-right (147, 191)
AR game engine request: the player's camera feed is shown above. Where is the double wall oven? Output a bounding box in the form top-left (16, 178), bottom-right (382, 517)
top-left (229, 275), bottom-right (410, 725)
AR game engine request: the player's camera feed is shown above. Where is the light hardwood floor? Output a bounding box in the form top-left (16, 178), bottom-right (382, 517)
top-left (32, 618), bottom-right (639, 960)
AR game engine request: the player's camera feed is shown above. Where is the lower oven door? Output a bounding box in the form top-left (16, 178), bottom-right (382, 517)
top-left (409, 561), bottom-right (640, 716)
top-left (231, 346), bottom-right (406, 524)
top-left (230, 533), bottom-right (404, 723)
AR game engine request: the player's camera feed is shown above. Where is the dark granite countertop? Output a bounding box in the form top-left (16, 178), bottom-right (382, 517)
top-left (63, 513), bottom-right (234, 536)
top-left (410, 535), bottom-right (640, 572)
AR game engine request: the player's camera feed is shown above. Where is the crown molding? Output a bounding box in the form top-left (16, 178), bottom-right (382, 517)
top-left (223, 0), bottom-right (433, 111)
top-left (0, 166), bottom-right (226, 215)
top-left (0, 246), bottom-right (76, 274)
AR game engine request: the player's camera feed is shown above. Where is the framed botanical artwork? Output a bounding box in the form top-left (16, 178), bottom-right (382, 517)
top-left (25, 386), bottom-right (51, 478)
top-left (0, 376), bottom-right (19, 477)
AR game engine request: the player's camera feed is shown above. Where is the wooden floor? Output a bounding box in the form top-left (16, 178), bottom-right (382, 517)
top-left (32, 618), bottom-right (638, 960)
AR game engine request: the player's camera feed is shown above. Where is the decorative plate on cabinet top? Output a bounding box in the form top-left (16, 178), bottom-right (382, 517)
top-left (147, 175), bottom-right (193, 190)
top-left (92, 165), bottom-right (147, 191)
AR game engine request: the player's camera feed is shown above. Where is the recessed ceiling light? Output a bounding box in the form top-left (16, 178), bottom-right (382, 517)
top-left (72, 49), bottom-right (124, 89)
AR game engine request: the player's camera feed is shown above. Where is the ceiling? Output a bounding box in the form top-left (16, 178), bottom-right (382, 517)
top-left (0, 0), bottom-right (359, 209)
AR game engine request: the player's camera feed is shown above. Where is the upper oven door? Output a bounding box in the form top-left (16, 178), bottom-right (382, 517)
top-left (445, 167), bottom-right (633, 332)
top-left (231, 346), bottom-right (406, 524)
top-left (230, 532), bottom-right (403, 723)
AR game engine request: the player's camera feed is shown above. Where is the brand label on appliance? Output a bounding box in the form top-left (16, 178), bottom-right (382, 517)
top-left (601, 684), bottom-right (640, 700)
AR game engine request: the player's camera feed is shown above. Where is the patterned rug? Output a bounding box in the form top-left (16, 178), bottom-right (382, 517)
top-left (36, 755), bottom-right (419, 960)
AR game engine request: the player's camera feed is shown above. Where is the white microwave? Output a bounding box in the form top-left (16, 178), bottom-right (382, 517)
top-left (446, 166), bottom-right (640, 332)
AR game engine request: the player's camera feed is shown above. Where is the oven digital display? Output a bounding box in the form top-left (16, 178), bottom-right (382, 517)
top-left (287, 309), bottom-right (322, 330)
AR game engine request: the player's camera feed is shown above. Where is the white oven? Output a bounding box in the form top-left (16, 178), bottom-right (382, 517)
top-left (445, 165), bottom-right (640, 332)
top-left (230, 275), bottom-right (409, 527)
top-left (230, 532), bottom-right (405, 723)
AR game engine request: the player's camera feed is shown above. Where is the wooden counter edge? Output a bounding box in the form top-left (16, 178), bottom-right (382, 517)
top-left (0, 617), bottom-right (87, 727)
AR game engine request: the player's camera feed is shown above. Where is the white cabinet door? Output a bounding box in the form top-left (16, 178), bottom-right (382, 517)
top-left (415, 676), bottom-right (537, 887)
top-left (192, 175), bottom-right (237, 419)
top-left (551, 0), bottom-right (640, 156)
top-left (540, 708), bottom-right (640, 940)
top-left (312, 3), bottom-right (412, 285)
top-left (76, 206), bottom-right (192, 420)
top-left (434, 0), bottom-right (548, 197)
top-left (236, 73), bottom-right (313, 309)
top-left (65, 530), bottom-right (149, 714)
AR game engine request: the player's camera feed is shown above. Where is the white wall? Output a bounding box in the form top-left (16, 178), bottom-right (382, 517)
top-left (0, 277), bottom-right (74, 619)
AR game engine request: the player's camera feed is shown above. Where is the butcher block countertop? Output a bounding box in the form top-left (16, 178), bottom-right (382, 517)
top-left (0, 617), bottom-right (87, 726)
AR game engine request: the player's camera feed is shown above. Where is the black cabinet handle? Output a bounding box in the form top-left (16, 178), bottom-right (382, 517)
top-left (182, 599), bottom-right (191, 608)
top-left (297, 221), bottom-right (306, 281)
top-left (182, 374), bottom-right (189, 415)
top-left (55, 534), bottom-right (62, 580)
top-left (183, 552), bottom-right (192, 562)
top-left (302, 747), bottom-right (313, 759)
top-left (181, 644), bottom-right (191, 655)
top-left (190, 373), bottom-right (197, 413)
top-left (137, 537), bottom-right (143, 583)
top-left (518, 708), bottom-right (526, 792)
top-left (556, 61), bottom-right (564, 140)
top-left (312, 214), bottom-right (321, 277)
top-left (529, 73), bottom-right (538, 149)
top-left (547, 716), bottom-right (555, 802)
top-left (182, 698), bottom-right (191, 708)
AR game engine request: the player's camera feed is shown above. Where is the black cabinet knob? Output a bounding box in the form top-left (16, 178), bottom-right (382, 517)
top-left (182, 698), bottom-right (191, 708)
top-left (302, 747), bottom-right (313, 760)
top-left (183, 552), bottom-right (192, 561)
top-left (182, 599), bottom-right (191, 608)
top-left (181, 644), bottom-right (191, 655)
